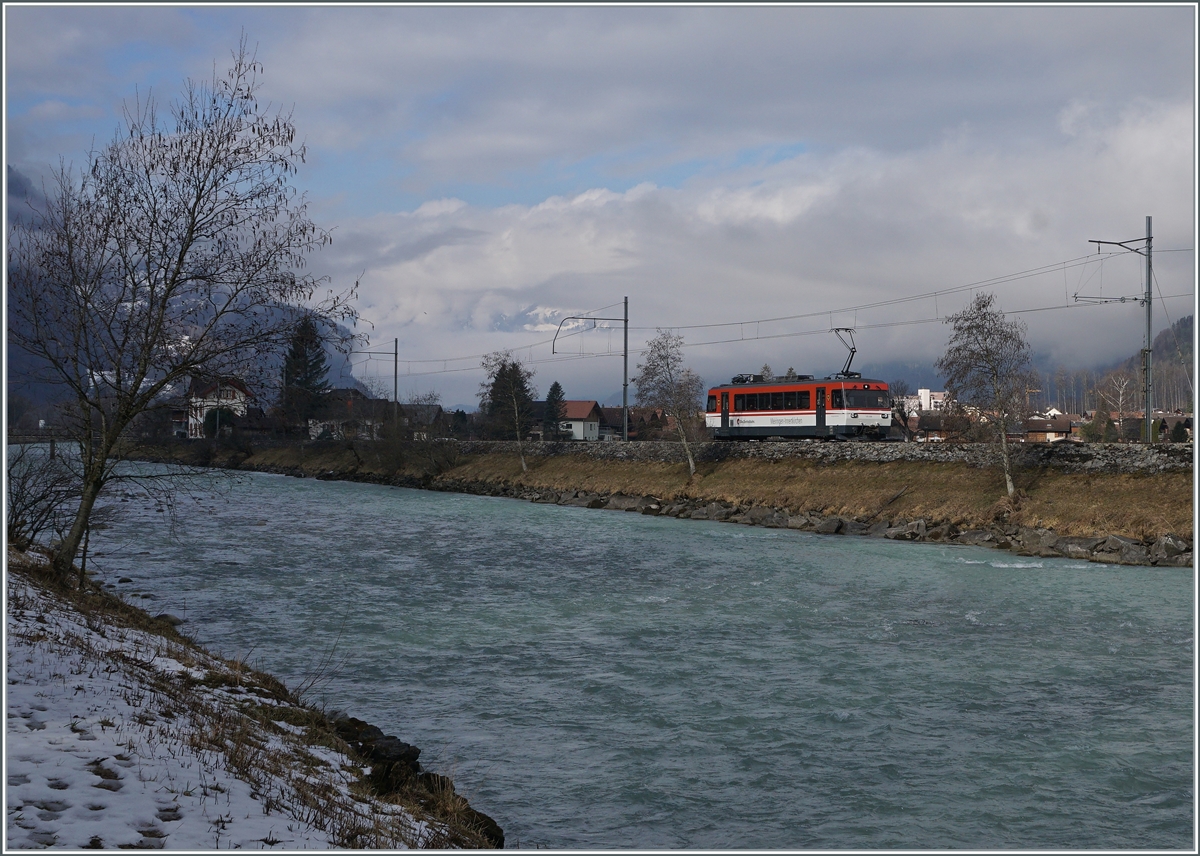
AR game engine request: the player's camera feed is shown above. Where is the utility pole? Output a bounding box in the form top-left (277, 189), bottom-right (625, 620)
top-left (551, 299), bottom-right (630, 440)
top-left (357, 340), bottom-right (402, 428)
top-left (1081, 216), bottom-right (1154, 442)
top-left (623, 296), bottom-right (629, 442)
top-left (1143, 216), bottom-right (1153, 443)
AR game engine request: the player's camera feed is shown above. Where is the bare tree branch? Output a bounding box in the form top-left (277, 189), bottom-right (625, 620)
top-left (633, 330), bottom-right (704, 477)
top-left (7, 37), bottom-right (360, 579)
top-left (935, 292), bottom-right (1036, 497)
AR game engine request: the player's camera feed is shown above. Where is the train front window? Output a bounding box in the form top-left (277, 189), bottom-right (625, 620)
top-left (844, 389), bottom-right (889, 409)
top-left (706, 395), bottom-right (717, 412)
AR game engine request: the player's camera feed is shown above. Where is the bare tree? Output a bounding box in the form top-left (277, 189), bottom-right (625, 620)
top-left (633, 330), bottom-right (705, 477)
top-left (7, 39), bottom-right (359, 579)
top-left (935, 292), bottom-right (1037, 497)
top-left (889, 379), bottom-right (916, 441)
top-left (5, 444), bottom-right (79, 553)
top-left (1098, 371), bottom-right (1137, 440)
top-left (479, 351), bottom-right (537, 472)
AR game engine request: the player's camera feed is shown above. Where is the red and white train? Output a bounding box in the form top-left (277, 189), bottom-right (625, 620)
top-left (705, 373), bottom-right (893, 440)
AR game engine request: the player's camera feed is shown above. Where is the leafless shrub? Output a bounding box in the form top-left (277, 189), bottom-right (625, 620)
top-left (5, 443), bottom-right (78, 552)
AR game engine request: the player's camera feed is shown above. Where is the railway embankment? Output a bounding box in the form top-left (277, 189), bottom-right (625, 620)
top-left (125, 438), bottom-right (1193, 567)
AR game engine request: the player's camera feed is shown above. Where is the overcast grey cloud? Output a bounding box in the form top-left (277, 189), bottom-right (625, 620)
top-left (5, 4), bottom-right (1195, 406)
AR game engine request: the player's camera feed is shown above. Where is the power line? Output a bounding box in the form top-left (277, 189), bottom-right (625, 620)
top-left (355, 249), bottom-right (1193, 379)
top-left (359, 292), bottom-right (1194, 379)
top-left (626, 251), bottom-right (1126, 333)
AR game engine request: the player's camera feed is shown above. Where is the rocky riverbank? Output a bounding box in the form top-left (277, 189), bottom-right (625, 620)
top-left (126, 438), bottom-right (1192, 567)
top-left (429, 480), bottom-right (1193, 567)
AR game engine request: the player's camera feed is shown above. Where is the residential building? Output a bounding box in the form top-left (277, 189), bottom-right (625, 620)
top-left (182, 377), bottom-right (253, 439)
top-left (529, 399), bottom-right (604, 441)
top-left (560, 400), bottom-right (602, 441)
top-left (1023, 414), bottom-right (1076, 443)
top-left (308, 388), bottom-right (390, 440)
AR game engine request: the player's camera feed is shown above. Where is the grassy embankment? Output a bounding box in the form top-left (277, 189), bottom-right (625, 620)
top-left (145, 441), bottom-right (1193, 542)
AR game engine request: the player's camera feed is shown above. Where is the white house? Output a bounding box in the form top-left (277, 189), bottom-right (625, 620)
top-left (184, 377), bottom-right (252, 439)
top-left (559, 401), bottom-right (603, 441)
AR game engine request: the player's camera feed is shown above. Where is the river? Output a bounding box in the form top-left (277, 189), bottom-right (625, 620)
top-left (86, 467), bottom-right (1193, 849)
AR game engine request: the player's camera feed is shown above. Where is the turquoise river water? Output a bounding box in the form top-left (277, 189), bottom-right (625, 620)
top-left (86, 468), bottom-right (1193, 849)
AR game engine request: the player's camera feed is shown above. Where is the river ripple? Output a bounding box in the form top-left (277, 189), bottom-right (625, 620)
top-left (88, 468), bottom-right (1193, 849)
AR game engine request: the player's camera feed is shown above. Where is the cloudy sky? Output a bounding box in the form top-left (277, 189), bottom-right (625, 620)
top-left (5, 4), bottom-right (1196, 408)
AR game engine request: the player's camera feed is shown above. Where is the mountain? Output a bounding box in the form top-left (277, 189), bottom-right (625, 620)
top-left (1116, 315), bottom-right (1193, 374)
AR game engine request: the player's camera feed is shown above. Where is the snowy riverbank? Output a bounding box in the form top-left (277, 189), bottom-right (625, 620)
top-left (5, 550), bottom-right (502, 849)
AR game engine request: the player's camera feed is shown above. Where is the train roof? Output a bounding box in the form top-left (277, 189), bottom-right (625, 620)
top-left (708, 375), bottom-right (888, 390)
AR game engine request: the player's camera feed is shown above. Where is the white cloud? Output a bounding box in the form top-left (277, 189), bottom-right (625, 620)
top-left (309, 92), bottom-right (1192, 405)
top-left (5, 5), bottom-right (1194, 406)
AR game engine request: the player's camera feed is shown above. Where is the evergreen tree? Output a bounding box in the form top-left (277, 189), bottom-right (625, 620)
top-left (479, 351), bottom-right (537, 470)
top-left (1082, 410), bottom-right (1120, 443)
top-left (282, 317), bottom-right (331, 421)
top-left (544, 381), bottom-right (567, 441)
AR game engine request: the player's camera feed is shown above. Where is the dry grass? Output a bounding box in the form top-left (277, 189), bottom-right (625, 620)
top-left (437, 453), bottom-right (1192, 540)
top-left (129, 441), bottom-right (1194, 540)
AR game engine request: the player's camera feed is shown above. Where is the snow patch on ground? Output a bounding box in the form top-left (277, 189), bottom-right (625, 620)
top-left (5, 559), bottom-right (436, 849)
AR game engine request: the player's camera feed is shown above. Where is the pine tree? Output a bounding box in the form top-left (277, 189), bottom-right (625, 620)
top-left (282, 317), bottom-right (331, 421)
top-left (544, 381), bottom-right (567, 441)
top-left (479, 351), bottom-right (537, 470)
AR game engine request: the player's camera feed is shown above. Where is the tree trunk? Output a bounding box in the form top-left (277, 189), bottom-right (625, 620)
top-left (998, 425), bottom-right (1015, 497)
top-left (675, 418), bottom-right (696, 478)
top-left (512, 396), bottom-right (527, 473)
top-left (53, 473), bottom-right (104, 580)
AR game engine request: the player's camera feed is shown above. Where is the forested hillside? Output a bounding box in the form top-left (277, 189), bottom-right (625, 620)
top-left (1039, 315), bottom-right (1192, 415)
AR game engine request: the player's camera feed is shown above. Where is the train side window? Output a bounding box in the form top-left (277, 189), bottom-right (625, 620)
top-left (799, 390), bottom-right (810, 409)
top-left (734, 394), bottom-right (745, 411)
top-left (783, 391), bottom-right (796, 409)
top-left (831, 389), bottom-right (844, 408)
top-left (745, 394), bottom-right (757, 411)
top-left (771, 392), bottom-right (784, 409)
top-left (706, 395), bottom-right (717, 412)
